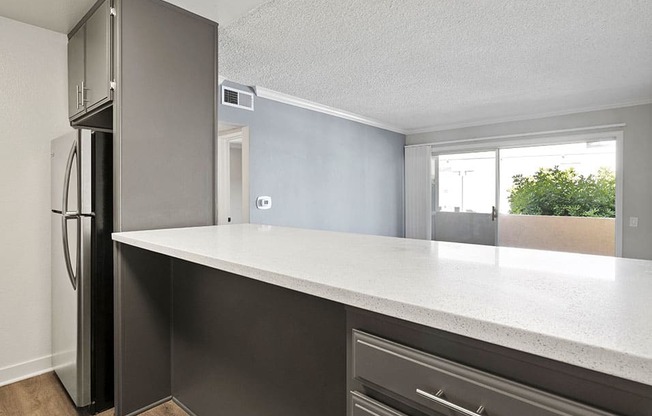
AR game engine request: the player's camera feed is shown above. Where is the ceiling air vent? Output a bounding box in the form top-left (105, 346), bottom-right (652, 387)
top-left (222, 86), bottom-right (254, 111)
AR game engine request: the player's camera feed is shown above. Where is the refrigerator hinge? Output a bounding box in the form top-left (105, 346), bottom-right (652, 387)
top-left (110, 7), bottom-right (117, 16)
top-left (110, 81), bottom-right (116, 91)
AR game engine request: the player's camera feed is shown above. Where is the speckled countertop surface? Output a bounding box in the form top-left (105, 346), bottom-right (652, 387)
top-left (113, 224), bottom-right (652, 386)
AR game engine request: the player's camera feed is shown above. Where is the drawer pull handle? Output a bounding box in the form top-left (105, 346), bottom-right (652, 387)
top-left (354, 403), bottom-right (382, 416)
top-left (416, 389), bottom-right (485, 416)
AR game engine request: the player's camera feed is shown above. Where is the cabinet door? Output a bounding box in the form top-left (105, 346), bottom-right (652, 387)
top-left (84, 0), bottom-right (112, 112)
top-left (68, 27), bottom-right (85, 119)
top-left (352, 330), bottom-right (615, 416)
top-left (350, 392), bottom-right (409, 416)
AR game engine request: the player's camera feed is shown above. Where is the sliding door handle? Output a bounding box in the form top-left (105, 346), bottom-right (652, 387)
top-left (491, 206), bottom-right (497, 221)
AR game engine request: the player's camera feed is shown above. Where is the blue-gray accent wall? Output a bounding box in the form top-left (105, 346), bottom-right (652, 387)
top-left (219, 81), bottom-right (406, 237)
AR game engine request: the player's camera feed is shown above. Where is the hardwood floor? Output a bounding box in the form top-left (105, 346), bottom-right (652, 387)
top-left (98, 401), bottom-right (187, 416)
top-left (0, 372), bottom-right (187, 416)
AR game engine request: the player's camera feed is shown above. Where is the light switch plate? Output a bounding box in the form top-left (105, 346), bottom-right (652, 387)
top-left (629, 217), bottom-right (639, 227)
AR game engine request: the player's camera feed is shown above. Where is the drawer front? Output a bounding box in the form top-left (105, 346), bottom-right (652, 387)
top-left (351, 391), bottom-right (409, 416)
top-left (352, 330), bottom-right (615, 416)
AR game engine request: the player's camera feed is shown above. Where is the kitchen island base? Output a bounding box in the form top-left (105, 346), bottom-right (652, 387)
top-left (116, 245), bottom-right (346, 416)
top-left (115, 244), bottom-right (652, 416)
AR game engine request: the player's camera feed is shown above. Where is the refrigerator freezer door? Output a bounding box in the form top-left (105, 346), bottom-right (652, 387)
top-left (52, 210), bottom-right (78, 402)
top-left (51, 211), bottom-right (91, 407)
top-left (51, 132), bottom-right (79, 213)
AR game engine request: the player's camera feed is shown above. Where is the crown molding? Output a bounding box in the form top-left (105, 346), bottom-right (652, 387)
top-left (405, 99), bottom-right (652, 136)
top-left (222, 75), bottom-right (650, 137)
top-left (254, 86), bottom-right (407, 135)
top-left (405, 123), bottom-right (626, 149)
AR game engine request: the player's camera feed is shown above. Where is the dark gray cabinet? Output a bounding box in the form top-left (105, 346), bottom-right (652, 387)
top-left (347, 309), bottom-right (652, 416)
top-left (351, 330), bottom-right (614, 416)
top-left (84, 0), bottom-right (112, 112)
top-left (351, 392), bottom-right (408, 416)
top-left (112, 0), bottom-right (218, 413)
top-left (114, 254), bottom-right (652, 416)
top-left (68, 0), bottom-right (113, 121)
top-left (66, 0), bottom-right (218, 414)
top-left (67, 27), bottom-right (85, 119)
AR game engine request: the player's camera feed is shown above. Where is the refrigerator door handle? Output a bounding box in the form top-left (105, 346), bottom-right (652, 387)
top-left (62, 141), bottom-right (79, 290)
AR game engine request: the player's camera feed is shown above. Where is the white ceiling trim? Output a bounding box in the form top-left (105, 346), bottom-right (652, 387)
top-left (254, 86), bottom-right (407, 135)
top-left (406, 99), bottom-right (652, 136)
top-left (245, 84), bottom-right (650, 138)
top-left (406, 123), bottom-right (626, 149)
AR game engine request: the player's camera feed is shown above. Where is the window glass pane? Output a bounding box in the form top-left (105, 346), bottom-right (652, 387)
top-left (499, 141), bottom-right (616, 216)
top-left (497, 140), bottom-right (616, 256)
top-left (437, 151), bottom-right (495, 214)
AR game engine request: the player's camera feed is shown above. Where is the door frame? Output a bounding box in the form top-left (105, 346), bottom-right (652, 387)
top-left (425, 128), bottom-right (623, 256)
top-left (431, 149), bottom-right (499, 245)
top-left (217, 126), bottom-right (250, 225)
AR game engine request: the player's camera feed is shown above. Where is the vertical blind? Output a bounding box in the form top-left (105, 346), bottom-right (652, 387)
top-left (405, 146), bottom-right (432, 240)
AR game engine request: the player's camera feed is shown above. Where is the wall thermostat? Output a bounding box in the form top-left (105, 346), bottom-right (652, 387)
top-left (256, 196), bottom-right (272, 210)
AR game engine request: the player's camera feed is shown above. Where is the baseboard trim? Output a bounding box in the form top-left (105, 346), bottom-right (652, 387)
top-left (172, 397), bottom-right (197, 416)
top-left (0, 355), bottom-right (53, 387)
top-left (124, 396), bottom-right (172, 416)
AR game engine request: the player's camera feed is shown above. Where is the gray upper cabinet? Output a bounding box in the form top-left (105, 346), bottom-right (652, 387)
top-left (85, 0), bottom-right (112, 112)
top-left (68, 0), bottom-right (113, 121)
top-left (68, 27), bottom-right (85, 119)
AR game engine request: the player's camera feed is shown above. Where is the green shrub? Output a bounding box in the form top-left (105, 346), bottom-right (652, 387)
top-left (508, 166), bottom-right (615, 218)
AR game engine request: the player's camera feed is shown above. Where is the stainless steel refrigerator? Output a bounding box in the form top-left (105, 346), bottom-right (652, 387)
top-left (51, 129), bottom-right (113, 413)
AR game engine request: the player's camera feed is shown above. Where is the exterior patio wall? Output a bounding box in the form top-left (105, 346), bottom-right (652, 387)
top-left (498, 214), bottom-right (615, 256)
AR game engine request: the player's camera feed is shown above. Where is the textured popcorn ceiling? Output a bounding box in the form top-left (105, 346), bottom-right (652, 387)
top-left (0, 0), bottom-right (95, 33)
top-left (164, 0), bottom-right (270, 26)
top-left (219, 0), bottom-right (652, 132)
top-left (0, 0), bottom-right (268, 34)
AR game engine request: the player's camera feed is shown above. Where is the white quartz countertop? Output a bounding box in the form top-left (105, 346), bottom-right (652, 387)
top-left (112, 224), bottom-right (652, 386)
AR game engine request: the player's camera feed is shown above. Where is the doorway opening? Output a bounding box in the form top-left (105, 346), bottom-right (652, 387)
top-left (217, 124), bottom-right (250, 225)
top-left (432, 151), bottom-right (497, 246)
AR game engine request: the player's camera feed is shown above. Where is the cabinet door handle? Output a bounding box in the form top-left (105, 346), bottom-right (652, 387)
top-left (76, 84), bottom-right (81, 109)
top-left (416, 389), bottom-right (485, 416)
top-left (81, 81), bottom-right (88, 106)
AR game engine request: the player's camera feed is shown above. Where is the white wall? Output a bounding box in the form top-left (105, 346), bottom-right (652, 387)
top-left (220, 81), bottom-right (406, 237)
top-left (0, 16), bottom-right (71, 385)
top-left (407, 104), bottom-right (652, 260)
top-left (229, 145), bottom-right (243, 224)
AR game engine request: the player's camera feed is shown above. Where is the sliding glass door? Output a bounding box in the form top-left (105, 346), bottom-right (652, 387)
top-left (432, 151), bottom-right (498, 246)
top-left (497, 140), bottom-right (617, 256)
top-left (427, 136), bottom-right (618, 255)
